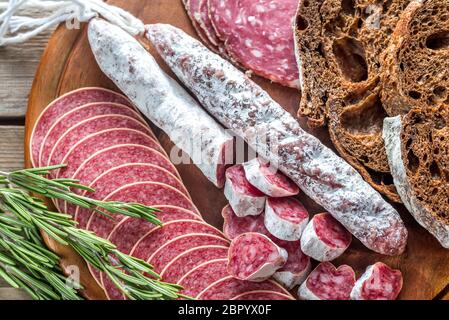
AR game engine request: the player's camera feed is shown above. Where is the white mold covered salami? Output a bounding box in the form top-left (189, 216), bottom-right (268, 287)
top-left (301, 213), bottom-right (352, 262)
top-left (88, 19), bottom-right (234, 188)
top-left (30, 87), bottom-right (132, 167)
top-left (243, 158), bottom-right (299, 197)
top-left (351, 262), bottom-right (403, 301)
top-left (298, 262), bottom-right (356, 300)
top-left (273, 241), bottom-right (311, 289)
top-left (227, 232), bottom-right (287, 282)
top-left (208, 0), bottom-right (300, 87)
top-left (224, 165), bottom-right (266, 217)
top-left (146, 24), bottom-right (408, 256)
top-left (264, 197), bottom-right (309, 241)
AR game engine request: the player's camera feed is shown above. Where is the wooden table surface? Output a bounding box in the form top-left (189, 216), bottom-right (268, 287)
top-left (0, 3), bottom-right (54, 299)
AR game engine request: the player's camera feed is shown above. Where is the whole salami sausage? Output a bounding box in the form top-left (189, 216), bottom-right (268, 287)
top-left (145, 23), bottom-right (408, 256)
top-left (88, 19), bottom-right (234, 188)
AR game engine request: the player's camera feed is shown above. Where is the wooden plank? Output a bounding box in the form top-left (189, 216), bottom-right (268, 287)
top-left (0, 2), bottom-right (54, 118)
top-left (0, 126), bottom-right (24, 172)
top-left (0, 288), bottom-right (30, 300)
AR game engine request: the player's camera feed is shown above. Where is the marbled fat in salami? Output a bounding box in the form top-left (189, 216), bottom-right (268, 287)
top-left (208, 0), bottom-right (300, 87)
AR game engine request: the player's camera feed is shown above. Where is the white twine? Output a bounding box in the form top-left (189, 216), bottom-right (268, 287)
top-left (0, 0), bottom-right (145, 46)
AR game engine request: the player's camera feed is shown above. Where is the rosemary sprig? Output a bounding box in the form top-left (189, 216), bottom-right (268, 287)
top-left (0, 166), bottom-right (190, 300)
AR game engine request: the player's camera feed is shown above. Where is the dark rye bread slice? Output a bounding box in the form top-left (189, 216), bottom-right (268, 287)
top-left (294, 0), bottom-right (410, 202)
top-left (381, 0), bottom-right (449, 116)
top-left (383, 106), bottom-right (449, 248)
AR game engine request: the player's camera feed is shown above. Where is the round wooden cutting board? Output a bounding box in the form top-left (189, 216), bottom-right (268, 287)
top-left (24, 0), bottom-right (449, 300)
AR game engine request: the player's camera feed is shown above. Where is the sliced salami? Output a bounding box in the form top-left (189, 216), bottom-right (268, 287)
top-left (130, 220), bottom-right (225, 262)
top-left (301, 213), bottom-right (352, 262)
top-left (351, 262), bottom-right (403, 301)
top-left (208, 0), bottom-right (300, 88)
top-left (30, 87), bottom-right (132, 167)
top-left (145, 24), bottom-right (408, 256)
top-left (273, 241), bottom-right (311, 290)
top-left (86, 182), bottom-right (199, 239)
top-left (38, 102), bottom-right (147, 167)
top-left (243, 158), bottom-right (299, 197)
top-left (224, 165), bottom-right (266, 217)
top-left (102, 210), bottom-right (204, 300)
top-left (264, 197), bottom-right (309, 241)
top-left (197, 276), bottom-right (291, 300)
top-left (47, 114), bottom-right (153, 169)
top-left (222, 204), bottom-right (267, 239)
top-left (148, 234), bottom-right (230, 273)
top-left (177, 258), bottom-right (229, 298)
top-left (160, 245), bottom-right (229, 284)
top-left (68, 163), bottom-right (188, 220)
top-left (88, 19), bottom-right (234, 188)
top-left (298, 262), bottom-right (356, 300)
top-left (232, 290), bottom-right (295, 300)
top-left (227, 232), bottom-right (287, 282)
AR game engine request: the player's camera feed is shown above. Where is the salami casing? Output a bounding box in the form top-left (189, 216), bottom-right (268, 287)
top-left (227, 233), bottom-right (287, 282)
top-left (301, 213), bottom-right (352, 262)
top-left (243, 158), bottom-right (299, 197)
top-left (264, 197), bottom-right (309, 241)
top-left (88, 19), bottom-right (234, 188)
top-left (273, 241), bottom-right (311, 289)
top-left (350, 262), bottom-right (403, 300)
top-left (30, 87), bottom-right (132, 167)
top-left (146, 23), bottom-right (408, 256)
top-left (298, 262), bottom-right (356, 300)
top-left (224, 165), bottom-right (266, 217)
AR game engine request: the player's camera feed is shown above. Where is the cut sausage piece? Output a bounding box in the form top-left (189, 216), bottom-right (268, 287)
top-left (102, 206), bottom-right (202, 300)
top-left (46, 114), bottom-right (153, 170)
top-left (161, 245), bottom-right (229, 284)
top-left (197, 276), bottom-right (291, 300)
top-left (145, 24), bottom-right (408, 256)
top-left (73, 147), bottom-right (181, 229)
top-left (298, 262), bottom-right (356, 300)
top-left (88, 19), bottom-right (234, 188)
top-left (208, 0), bottom-right (300, 88)
top-left (222, 204), bottom-right (267, 239)
top-left (301, 213), bottom-right (352, 262)
top-left (264, 197), bottom-right (309, 241)
top-left (30, 87), bottom-right (132, 167)
top-left (224, 165), bottom-right (266, 217)
top-left (232, 290), bottom-right (295, 300)
top-left (273, 241), bottom-right (311, 290)
top-left (227, 233), bottom-right (287, 282)
top-left (148, 234), bottom-right (230, 273)
top-left (38, 102), bottom-right (147, 167)
top-left (177, 258), bottom-right (229, 298)
top-left (69, 163), bottom-right (188, 223)
top-left (351, 262), bottom-right (403, 301)
top-left (243, 158), bottom-right (299, 197)
top-left (130, 220), bottom-right (225, 262)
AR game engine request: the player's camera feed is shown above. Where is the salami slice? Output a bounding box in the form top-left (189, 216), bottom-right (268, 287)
top-left (264, 197), bottom-right (309, 241)
top-left (38, 102), bottom-right (147, 167)
top-left (222, 204), bottom-right (267, 239)
top-left (30, 87), bottom-right (133, 167)
top-left (86, 182), bottom-right (199, 239)
top-left (208, 0), bottom-right (300, 88)
top-left (227, 233), bottom-right (287, 282)
top-left (298, 262), bottom-right (356, 300)
top-left (232, 290), bottom-right (295, 300)
top-left (160, 245), bottom-right (229, 284)
top-left (197, 276), bottom-right (291, 300)
top-left (224, 165), bottom-right (266, 217)
top-left (177, 258), bottom-right (229, 298)
top-left (350, 263), bottom-right (403, 301)
top-left (273, 241), bottom-right (311, 290)
top-left (148, 234), bottom-right (230, 273)
top-left (102, 209), bottom-right (203, 300)
top-left (130, 220), bottom-right (225, 262)
top-left (301, 213), bottom-right (352, 262)
top-left (47, 115), bottom-right (153, 169)
top-left (243, 158), bottom-right (299, 197)
top-left (68, 163), bottom-right (188, 220)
